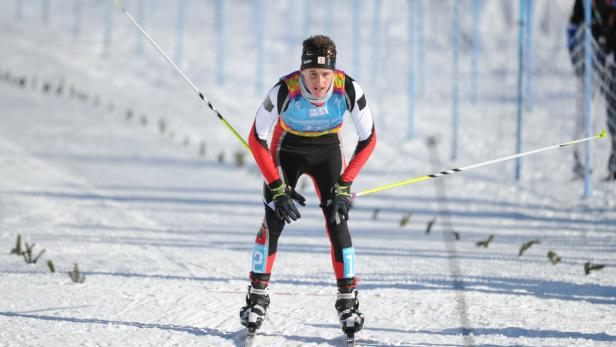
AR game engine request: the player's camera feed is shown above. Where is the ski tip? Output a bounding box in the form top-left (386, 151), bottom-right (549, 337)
top-left (598, 130), bottom-right (607, 138)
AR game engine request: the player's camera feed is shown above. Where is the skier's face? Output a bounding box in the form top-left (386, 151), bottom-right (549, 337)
top-left (301, 68), bottom-right (333, 99)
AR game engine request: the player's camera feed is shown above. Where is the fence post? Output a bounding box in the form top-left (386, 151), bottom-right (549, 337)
top-left (582, 0), bottom-right (593, 197)
top-left (525, 0), bottom-right (534, 111)
top-left (215, 0), bottom-right (225, 86)
top-left (353, 0), bottom-right (362, 81)
top-left (471, 0), bottom-right (481, 104)
top-left (417, 0), bottom-right (426, 96)
top-left (175, 0), bottom-right (187, 67)
top-left (103, 0), bottom-right (112, 55)
top-left (42, 0), bottom-right (50, 24)
top-left (451, 0), bottom-right (460, 160)
top-left (73, 0), bottom-right (81, 37)
top-left (136, 0), bottom-right (145, 56)
top-left (515, 0), bottom-right (526, 180)
top-left (371, 0), bottom-right (381, 83)
top-left (254, 0), bottom-right (265, 94)
top-left (325, 0), bottom-right (334, 37)
top-left (407, 0), bottom-right (415, 140)
top-left (287, 1), bottom-right (296, 52)
top-left (16, 0), bottom-right (23, 21)
top-left (304, 0), bottom-right (311, 37)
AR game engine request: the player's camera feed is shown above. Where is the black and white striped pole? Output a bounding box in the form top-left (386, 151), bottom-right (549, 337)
top-left (111, 0), bottom-right (250, 151)
top-left (354, 131), bottom-right (607, 198)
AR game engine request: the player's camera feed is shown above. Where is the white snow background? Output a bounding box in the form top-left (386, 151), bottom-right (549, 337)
top-left (1, 1), bottom-right (615, 346)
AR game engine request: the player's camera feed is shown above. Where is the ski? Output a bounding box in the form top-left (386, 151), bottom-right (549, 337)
top-left (242, 327), bottom-right (256, 347)
top-left (345, 332), bottom-right (355, 347)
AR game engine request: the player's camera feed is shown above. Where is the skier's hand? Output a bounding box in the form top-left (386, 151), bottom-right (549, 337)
top-left (330, 182), bottom-right (352, 224)
top-left (290, 189), bottom-right (306, 206)
top-left (270, 183), bottom-right (302, 223)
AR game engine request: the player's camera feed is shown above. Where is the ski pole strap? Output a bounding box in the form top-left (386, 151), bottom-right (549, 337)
top-left (353, 130), bottom-right (607, 199)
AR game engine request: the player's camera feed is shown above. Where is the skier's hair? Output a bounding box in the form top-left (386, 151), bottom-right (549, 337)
top-left (301, 35), bottom-right (336, 70)
top-left (302, 35), bottom-right (336, 58)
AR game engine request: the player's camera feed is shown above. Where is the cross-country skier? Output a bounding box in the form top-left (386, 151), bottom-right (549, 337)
top-left (568, 0), bottom-right (616, 180)
top-left (239, 35), bottom-right (376, 336)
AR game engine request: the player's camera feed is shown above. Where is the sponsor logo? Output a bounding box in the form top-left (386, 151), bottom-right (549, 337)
top-left (318, 56), bottom-right (326, 64)
top-left (303, 59), bottom-right (312, 64)
top-left (308, 107), bottom-right (329, 117)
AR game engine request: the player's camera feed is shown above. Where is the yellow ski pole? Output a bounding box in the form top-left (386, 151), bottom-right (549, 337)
top-left (353, 130), bottom-right (607, 198)
top-left (111, 0), bottom-right (250, 152)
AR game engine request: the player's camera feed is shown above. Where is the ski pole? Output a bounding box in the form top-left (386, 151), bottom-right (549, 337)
top-left (353, 130), bottom-right (608, 198)
top-left (111, 0), bottom-right (250, 152)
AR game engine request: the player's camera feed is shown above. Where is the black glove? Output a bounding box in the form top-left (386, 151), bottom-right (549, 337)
top-left (270, 182), bottom-right (304, 224)
top-left (330, 181), bottom-right (352, 223)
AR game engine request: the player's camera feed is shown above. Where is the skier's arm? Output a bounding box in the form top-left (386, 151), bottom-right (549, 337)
top-left (248, 83), bottom-right (284, 185)
top-left (339, 76), bottom-right (377, 184)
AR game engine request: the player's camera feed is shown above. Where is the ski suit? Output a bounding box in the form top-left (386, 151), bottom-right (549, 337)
top-left (247, 70), bottom-right (376, 286)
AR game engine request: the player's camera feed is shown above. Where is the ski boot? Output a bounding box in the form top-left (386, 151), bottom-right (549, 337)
top-left (239, 282), bottom-right (270, 330)
top-left (335, 285), bottom-right (364, 335)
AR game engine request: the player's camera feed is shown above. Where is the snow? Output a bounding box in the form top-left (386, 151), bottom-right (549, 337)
top-left (1, 1), bottom-right (615, 346)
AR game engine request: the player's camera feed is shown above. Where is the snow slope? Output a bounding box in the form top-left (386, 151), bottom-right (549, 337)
top-left (1, 1), bottom-right (615, 346)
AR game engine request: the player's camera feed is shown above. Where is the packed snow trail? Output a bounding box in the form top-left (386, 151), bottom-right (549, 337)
top-left (2, 60), bottom-right (616, 347)
top-left (2, 1), bottom-right (616, 345)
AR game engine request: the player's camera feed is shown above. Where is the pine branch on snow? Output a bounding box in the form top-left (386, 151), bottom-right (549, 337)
top-left (425, 217), bottom-right (436, 234)
top-left (518, 240), bottom-right (541, 257)
top-left (372, 208), bottom-right (380, 220)
top-left (68, 263), bottom-right (86, 284)
top-left (399, 212), bottom-right (413, 227)
top-left (10, 234), bottom-right (24, 256)
top-left (547, 251), bottom-right (561, 265)
top-left (235, 151), bottom-right (246, 167)
top-left (22, 242), bottom-right (45, 264)
top-left (584, 261), bottom-right (606, 275)
top-left (476, 234), bottom-right (495, 248)
top-left (47, 260), bottom-right (56, 273)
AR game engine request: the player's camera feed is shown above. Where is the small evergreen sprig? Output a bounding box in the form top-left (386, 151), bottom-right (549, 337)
top-left (399, 212), bottom-right (413, 227)
top-left (518, 240), bottom-right (541, 257)
top-left (10, 234), bottom-right (24, 256)
top-left (476, 234), bottom-right (495, 248)
top-left (47, 260), bottom-right (56, 273)
top-left (425, 217), bottom-right (436, 234)
top-left (547, 251), bottom-right (561, 265)
top-left (584, 261), bottom-right (606, 275)
top-left (68, 263), bottom-right (86, 284)
top-left (22, 242), bottom-right (45, 264)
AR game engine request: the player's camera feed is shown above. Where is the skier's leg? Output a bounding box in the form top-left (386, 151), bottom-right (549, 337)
top-left (241, 150), bottom-right (305, 328)
top-left (307, 154), bottom-right (355, 281)
top-left (307, 152), bottom-right (364, 333)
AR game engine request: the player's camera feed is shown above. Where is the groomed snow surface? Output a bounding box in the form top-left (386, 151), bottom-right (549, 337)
top-left (1, 1), bottom-right (615, 346)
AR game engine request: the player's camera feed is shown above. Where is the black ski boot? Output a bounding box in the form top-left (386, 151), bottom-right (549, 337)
top-left (335, 280), bottom-right (364, 335)
top-left (240, 281), bottom-right (270, 330)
